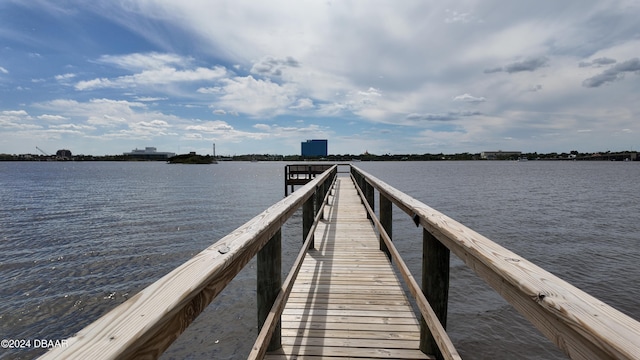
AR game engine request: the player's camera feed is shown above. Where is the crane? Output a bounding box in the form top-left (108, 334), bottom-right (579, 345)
top-left (36, 146), bottom-right (50, 156)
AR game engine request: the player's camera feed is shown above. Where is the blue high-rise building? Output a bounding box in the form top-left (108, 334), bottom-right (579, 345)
top-left (301, 139), bottom-right (328, 157)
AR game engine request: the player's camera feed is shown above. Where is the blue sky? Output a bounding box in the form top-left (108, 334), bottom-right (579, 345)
top-left (1, 0), bottom-right (639, 156)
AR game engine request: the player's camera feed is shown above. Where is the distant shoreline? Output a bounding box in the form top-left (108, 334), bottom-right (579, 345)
top-left (1, 151), bottom-right (637, 162)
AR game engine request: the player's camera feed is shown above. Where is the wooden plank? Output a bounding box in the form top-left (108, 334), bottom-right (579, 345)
top-left (266, 345), bottom-right (433, 359)
top-left (280, 321), bottom-right (423, 333)
top-left (268, 178), bottom-right (430, 360)
top-left (279, 337), bottom-right (420, 349)
top-left (280, 328), bottom-right (421, 340)
top-left (257, 229), bottom-right (282, 351)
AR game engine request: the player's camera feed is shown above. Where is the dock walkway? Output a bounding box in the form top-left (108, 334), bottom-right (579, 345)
top-left (266, 177), bottom-right (430, 359)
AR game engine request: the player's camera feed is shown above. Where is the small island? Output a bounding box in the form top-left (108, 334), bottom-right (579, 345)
top-left (167, 152), bottom-right (217, 164)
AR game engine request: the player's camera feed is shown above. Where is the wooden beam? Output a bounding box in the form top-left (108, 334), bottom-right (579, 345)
top-left (257, 229), bottom-right (282, 352)
top-left (379, 193), bottom-right (392, 260)
top-left (303, 192), bottom-right (315, 249)
top-left (420, 228), bottom-right (450, 360)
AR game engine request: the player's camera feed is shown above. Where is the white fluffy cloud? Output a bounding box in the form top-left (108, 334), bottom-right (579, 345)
top-left (76, 65), bottom-right (227, 90)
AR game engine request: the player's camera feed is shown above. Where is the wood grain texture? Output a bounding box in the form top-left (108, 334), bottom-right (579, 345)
top-left (265, 178), bottom-right (431, 360)
top-left (39, 168), bottom-right (337, 360)
top-left (353, 165), bottom-right (640, 360)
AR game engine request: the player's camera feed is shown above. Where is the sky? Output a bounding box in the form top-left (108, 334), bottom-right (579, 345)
top-left (1, 0), bottom-right (639, 156)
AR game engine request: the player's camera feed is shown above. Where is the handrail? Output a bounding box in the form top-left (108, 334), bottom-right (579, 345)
top-left (40, 166), bottom-right (337, 360)
top-left (351, 165), bottom-right (640, 360)
top-left (248, 173), bottom-right (338, 359)
top-left (350, 173), bottom-right (462, 360)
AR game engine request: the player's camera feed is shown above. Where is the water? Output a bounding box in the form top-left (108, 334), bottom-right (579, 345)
top-left (1, 161), bottom-right (638, 359)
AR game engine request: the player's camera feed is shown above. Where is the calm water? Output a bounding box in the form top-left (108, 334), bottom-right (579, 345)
top-left (1, 161), bottom-right (638, 359)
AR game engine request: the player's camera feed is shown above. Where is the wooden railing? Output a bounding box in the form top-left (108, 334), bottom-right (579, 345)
top-left (350, 165), bottom-right (640, 360)
top-left (40, 165), bottom-right (338, 360)
top-left (284, 164), bottom-right (335, 196)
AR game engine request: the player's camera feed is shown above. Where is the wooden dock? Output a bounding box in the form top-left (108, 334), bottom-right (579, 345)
top-left (266, 178), bottom-right (430, 359)
top-left (40, 164), bottom-right (640, 360)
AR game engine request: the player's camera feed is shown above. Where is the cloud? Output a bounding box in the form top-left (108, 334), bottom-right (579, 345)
top-left (527, 84), bottom-right (543, 92)
top-left (0, 66), bottom-right (8, 74)
top-left (186, 121), bottom-right (234, 133)
top-left (504, 56), bottom-right (549, 73)
top-left (2, 110), bottom-right (29, 117)
top-left (96, 52), bottom-right (190, 71)
top-left (484, 56), bottom-right (549, 74)
top-left (579, 57), bottom-right (617, 68)
top-left (253, 124), bottom-right (271, 131)
top-left (133, 96), bottom-right (168, 102)
top-left (453, 93), bottom-right (486, 103)
top-left (76, 66), bottom-right (227, 90)
top-left (215, 75), bottom-right (299, 117)
top-left (212, 109), bottom-right (227, 115)
top-left (55, 73), bottom-right (76, 81)
top-left (406, 111), bottom-right (481, 122)
top-left (37, 114), bottom-right (69, 121)
top-left (75, 52), bottom-right (227, 90)
top-left (35, 98), bottom-right (148, 127)
top-left (483, 67), bottom-right (503, 74)
top-left (183, 120), bottom-right (271, 142)
top-left (50, 123), bottom-right (95, 131)
top-left (444, 9), bottom-right (474, 24)
top-left (250, 56), bottom-right (300, 77)
top-left (288, 98), bottom-right (314, 110)
top-left (582, 58), bottom-right (640, 88)
top-left (197, 86), bottom-right (223, 94)
top-left (358, 87), bottom-right (382, 97)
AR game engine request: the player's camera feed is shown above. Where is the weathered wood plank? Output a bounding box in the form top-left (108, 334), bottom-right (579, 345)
top-left (280, 320), bottom-right (423, 333)
top-left (266, 345), bottom-right (433, 359)
top-left (279, 337), bottom-right (420, 349)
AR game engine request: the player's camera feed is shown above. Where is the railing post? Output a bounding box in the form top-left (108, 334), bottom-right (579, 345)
top-left (257, 229), bottom-right (282, 351)
top-left (303, 192), bottom-right (315, 248)
top-left (316, 184), bottom-right (325, 220)
top-left (379, 193), bottom-right (392, 260)
top-left (284, 165), bottom-right (288, 196)
top-left (365, 181), bottom-right (374, 220)
top-left (420, 228), bottom-right (450, 360)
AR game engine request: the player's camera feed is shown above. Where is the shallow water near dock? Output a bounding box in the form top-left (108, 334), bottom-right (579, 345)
top-left (1, 161), bottom-right (638, 359)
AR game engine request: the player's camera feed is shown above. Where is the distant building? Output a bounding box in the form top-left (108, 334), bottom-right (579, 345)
top-left (301, 139), bottom-right (328, 157)
top-left (481, 150), bottom-right (522, 160)
top-left (124, 147), bottom-right (176, 160)
top-left (56, 149), bottom-right (72, 160)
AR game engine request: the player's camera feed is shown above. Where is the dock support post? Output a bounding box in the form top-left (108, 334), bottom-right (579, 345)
top-left (365, 181), bottom-right (374, 220)
top-left (379, 193), bottom-right (392, 260)
top-left (420, 229), bottom-right (450, 360)
top-left (284, 165), bottom-right (288, 196)
top-left (303, 192), bottom-right (315, 248)
top-left (316, 184), bottom-right (325, 220)
top-left (257, 229), bottom-right (282, 351)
